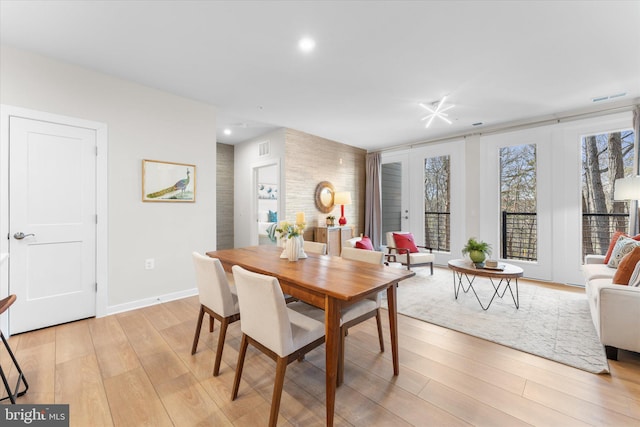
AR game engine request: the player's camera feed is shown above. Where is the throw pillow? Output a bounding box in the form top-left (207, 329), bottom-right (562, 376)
top-left (607, 235), bottom-right (640, 268)
top-left (355, 236), bottom-right (374, 250)
top-left (628, 261), bottom-right (640, 287)
top-left (268, 210), bottom-right (277, 222)
top-left (612, 246), bottom-right (640, 285)
top-left (603, 231), bottom-right (640, 264)
top-left (393, 232), bottom-right (418, 253)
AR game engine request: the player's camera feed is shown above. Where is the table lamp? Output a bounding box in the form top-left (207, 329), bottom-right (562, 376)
top-left (333, 192), bottom-right (352, 226)
top-left (614, 176), bottom-right (640, 235)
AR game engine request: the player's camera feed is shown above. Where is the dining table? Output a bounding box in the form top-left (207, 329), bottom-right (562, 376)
top-left (206, 245), bottom-right (415, 426)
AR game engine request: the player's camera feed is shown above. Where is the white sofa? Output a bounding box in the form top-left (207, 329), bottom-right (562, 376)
top-left (582, 254), bottom-right (640, 359)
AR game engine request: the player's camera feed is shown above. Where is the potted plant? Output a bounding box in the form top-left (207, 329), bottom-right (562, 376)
top-left (326, 215), bottom-right (336, 227)
top-left (462, 237), bottom-right (492, 266)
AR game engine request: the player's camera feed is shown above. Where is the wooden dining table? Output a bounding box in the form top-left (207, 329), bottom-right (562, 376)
top-left (206, 245), bottom-right (415, 426)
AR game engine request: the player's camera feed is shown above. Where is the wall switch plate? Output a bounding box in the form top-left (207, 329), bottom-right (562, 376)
top-left (145, 258), bottom-right (155, 270)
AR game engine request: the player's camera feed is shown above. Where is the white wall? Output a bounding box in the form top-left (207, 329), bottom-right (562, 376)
top-left (234, 128), bottom-right (285, 247)
top-left (0, 46), bottom-right (217, 310)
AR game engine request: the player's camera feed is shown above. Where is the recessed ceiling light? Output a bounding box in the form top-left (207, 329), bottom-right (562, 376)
top-left (223, 128), bottom-right (231, 135)
top-left (298, 37), bottom-right (316, 53)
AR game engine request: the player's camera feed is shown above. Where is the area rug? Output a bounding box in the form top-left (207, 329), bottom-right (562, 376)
top-left (382, 266), bottom-right (610, 374)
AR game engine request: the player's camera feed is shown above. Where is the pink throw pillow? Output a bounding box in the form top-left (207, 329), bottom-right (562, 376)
top-left (355, 236), bottom-right (374, 250)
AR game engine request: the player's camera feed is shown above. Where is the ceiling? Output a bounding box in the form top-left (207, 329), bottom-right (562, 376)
top-left (1, 1), bottom-right (639, 152)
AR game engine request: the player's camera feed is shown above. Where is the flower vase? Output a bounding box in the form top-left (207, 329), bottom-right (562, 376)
top-left (285, 237), bottom-right (301, 261)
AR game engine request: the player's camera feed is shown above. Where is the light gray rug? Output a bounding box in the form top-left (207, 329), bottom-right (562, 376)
top-left (383, 266), bottom-right (610, 374)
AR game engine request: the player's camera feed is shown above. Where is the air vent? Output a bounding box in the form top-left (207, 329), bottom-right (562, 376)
top-left (472, 122), bottom-right (484, 126)
top-left (592, 92), bottom-right (627, 103)
top-left (258, 140), bottom-right (270, 157)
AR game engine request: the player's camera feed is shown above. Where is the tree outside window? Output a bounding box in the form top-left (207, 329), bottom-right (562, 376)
top-left (500, 144), bottom-right (537, 260)
top-left (582, 130), bottom-right (635, 257)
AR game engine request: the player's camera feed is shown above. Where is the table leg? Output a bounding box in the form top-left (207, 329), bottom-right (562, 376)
top-left (325, 296), bottom-right (341, 427)
top-left (386, 284), bottom-right (400, 375)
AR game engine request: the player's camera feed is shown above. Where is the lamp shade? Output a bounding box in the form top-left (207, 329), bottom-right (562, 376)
top-left (614, 176), bottom-right (640, 200)
top-left (333, 192), bottom-right (352, 205)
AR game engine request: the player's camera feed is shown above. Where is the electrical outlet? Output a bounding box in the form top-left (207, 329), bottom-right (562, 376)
top-left (145, 258), bottom-right (155, 270)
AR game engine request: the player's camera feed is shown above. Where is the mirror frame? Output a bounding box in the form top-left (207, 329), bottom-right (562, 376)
top-left (314, 181), bottom-right (336, 214)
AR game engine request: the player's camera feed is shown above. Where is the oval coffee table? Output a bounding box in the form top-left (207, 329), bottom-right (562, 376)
top-left (448, 259), bottom-right (523, 310)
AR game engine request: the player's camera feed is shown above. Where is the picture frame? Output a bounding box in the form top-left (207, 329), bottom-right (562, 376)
top-left (142, 159), bottom-right (196, 202)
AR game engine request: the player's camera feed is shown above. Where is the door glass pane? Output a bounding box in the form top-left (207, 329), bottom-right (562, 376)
top-left (381, 162), bottom-right (402, 245)
top-left (500, 144), bottom-right (537, 260)
top-left (581, 129), bottom-right (635, 258)
top-left (424, 155), bottom-right (450, 252)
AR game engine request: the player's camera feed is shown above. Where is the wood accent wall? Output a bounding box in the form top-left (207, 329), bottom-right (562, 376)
top-left (284, 129), bottom-right (366, 239)
top-left (216, 143), bottom-right (234, 249)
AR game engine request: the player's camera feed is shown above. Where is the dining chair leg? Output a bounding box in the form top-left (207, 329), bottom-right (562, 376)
top-left (269, 357), bottom-right (288, 427)
top-left (375, 309), bottom-right (385, 352)
top-left (338, 326), bottom-right (347, 386)
top-left (213, 317), bottom-right (230, 376)
top-left (231, 334), bottom-right (249, 400)
top-left (191, 305), bottom-right (206, 355)
top-left (209, 314), bottom-right (214, 332)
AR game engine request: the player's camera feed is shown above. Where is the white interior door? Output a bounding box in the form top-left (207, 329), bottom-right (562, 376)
top-left (9, 116), bottom-right (97, 334)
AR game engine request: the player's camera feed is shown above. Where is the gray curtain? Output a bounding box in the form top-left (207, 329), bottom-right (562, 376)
top-left (364, 152), bottom-right (382, 250)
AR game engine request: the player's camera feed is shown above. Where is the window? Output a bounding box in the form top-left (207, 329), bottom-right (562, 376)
top-left (500, 144), bottom-right (537, 260)
top-left (581, 129), bottom-right (635, 258)
top-left (424, 155), bottom-right (450, 252)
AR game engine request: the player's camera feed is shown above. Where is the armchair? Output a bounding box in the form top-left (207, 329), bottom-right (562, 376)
top-left (386, 231), bottom-right (434, 274)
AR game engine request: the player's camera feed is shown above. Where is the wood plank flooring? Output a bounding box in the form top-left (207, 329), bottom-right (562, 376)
top-left (1, 269), bottom-right (639, 426)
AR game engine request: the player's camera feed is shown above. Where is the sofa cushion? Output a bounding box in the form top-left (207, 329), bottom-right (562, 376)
top-left (612, 246), bottom-right (640, 285)
top-left (607, 235), bottom-right (640, 268)
top-left (582, 262), bottom-right (615, 281)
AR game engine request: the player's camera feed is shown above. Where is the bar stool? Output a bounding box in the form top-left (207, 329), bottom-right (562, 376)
top-left (0, 295), bottom-right (28, 403)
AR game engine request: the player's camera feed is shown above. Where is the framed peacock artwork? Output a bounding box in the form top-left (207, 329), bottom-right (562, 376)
top-left (142, 159), bottom-right (196, 202)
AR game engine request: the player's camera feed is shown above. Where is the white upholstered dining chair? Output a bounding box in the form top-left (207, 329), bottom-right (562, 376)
top-left (338, 247), bottom-right (386, 383)
top-left (191, 252), bottom-right (240, 376)
top-left (288, 246), bottom-right (386, 385)
top-left (303, 240), bottom-right (327, 255)
top-left (231, 265), bottom-right (326, 427)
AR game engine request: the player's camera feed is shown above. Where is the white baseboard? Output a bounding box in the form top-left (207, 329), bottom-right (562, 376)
top-left (104, 287), bottom-right (198, 316)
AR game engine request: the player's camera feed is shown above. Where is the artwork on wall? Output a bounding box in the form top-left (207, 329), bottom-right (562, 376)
top-left (142, 159), bottom-right (196, 202)
top-left (258, 183), bottom-right (278, 200)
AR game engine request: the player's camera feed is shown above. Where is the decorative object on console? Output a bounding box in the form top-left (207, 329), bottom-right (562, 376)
top-left (314, 181), bottom-right (335, 213)
top-left (461, 237), bottom-right (492, 267)
top-left (326, 215), bottom-right (335, 227)
top-left (334, 191), bottom-right (352, 226)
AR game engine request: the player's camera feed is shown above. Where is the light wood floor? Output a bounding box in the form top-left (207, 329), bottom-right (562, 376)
top-left (2, 270), bottom-right (640, 426)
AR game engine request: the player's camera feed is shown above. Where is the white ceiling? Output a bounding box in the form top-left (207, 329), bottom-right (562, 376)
top-left (1, 1), bottom-right (639, 151)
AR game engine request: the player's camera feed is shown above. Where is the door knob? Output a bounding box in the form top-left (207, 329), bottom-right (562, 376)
top-left (13, 232), bottom-right (35, 240)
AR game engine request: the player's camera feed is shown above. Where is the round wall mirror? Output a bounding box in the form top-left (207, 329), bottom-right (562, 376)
top-left (315, 181), bottom-right (335, 213)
